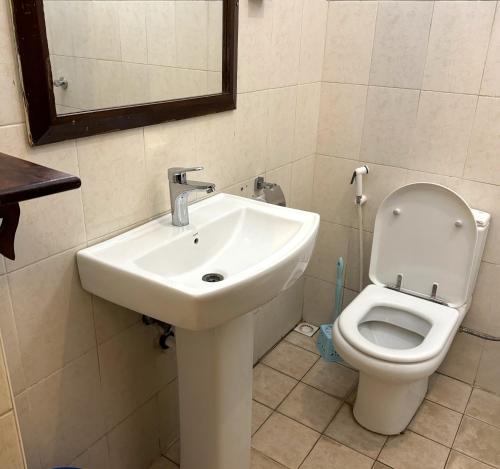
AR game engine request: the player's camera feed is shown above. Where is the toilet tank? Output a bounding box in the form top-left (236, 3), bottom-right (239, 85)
top-left (369, 183), bottom-right (490, 308)
top-left (467, 209), bottom-right (491, 303)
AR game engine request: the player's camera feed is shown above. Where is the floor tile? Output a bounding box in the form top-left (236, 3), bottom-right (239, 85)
top-left (251, 449), bottom-right (286, 468)
top-left (453, 416), bottom-right (500, 468)
top-left (427, 373), bottom-right (472, 413)
top-left (262, 342), bottom-right (319, 380)
top-left (302, 360), bottom-right (358, 398)
top-left (253, 400), bottom-right (273, 435)
top-left (278, 382), bottom-right (342, 432)
top-left (379, 431), bottom-right (450, 469)
top-left (445, 450), bottom-right (493, 469)
top-left (300, 436), bottom-right (373, 469)
top-left (284, 331), bottom-right (320, 355)
top-left (253, 364), bottom-right (298, 409)
top-left (325, 404), bottom-right (387, 459)
top-left (252, 413), bottom-right (320, 469)
top-left (466, 388), bottom-right (500, 429)
top-left (408, 400), bottom-right (462, 447)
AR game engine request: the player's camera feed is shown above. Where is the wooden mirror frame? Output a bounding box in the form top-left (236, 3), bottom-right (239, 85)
top-left (10, 0), bottom-right (238, 146)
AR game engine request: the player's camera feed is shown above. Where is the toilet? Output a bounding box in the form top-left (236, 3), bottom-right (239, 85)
top-left (332, 183), bottom-right (490, 435)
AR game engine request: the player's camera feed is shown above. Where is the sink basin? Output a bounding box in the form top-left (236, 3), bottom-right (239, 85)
top-left (77, 193), bottom-right (319, 330)
top-left (77, 192), bottom-right (319, 469)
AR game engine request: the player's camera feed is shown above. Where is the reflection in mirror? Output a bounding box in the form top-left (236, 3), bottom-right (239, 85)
top-left (44, 0), bottom-right (223, 115)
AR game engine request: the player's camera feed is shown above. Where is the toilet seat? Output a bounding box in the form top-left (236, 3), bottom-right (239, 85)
top-left (338, 285), bottom-right (459, 364)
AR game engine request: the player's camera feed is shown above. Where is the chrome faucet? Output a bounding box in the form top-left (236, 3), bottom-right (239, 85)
top-left (168, 167), bottom-right (215, 226)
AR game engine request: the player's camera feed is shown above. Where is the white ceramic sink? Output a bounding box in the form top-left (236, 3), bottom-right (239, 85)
top-left (77, 192), bottom-right (319, 469)
top-left (77, 193), bottom-right (319, 330)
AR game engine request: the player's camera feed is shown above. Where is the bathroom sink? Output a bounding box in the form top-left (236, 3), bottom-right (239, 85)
top-left (77, 193), bottom-right (319, 330)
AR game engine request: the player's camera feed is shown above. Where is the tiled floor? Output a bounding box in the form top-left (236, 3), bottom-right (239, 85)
top-left (153, 330), bottom-right (500, 469)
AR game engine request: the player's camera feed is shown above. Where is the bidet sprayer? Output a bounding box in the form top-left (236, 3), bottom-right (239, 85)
top-left (350, 165), bottom-right (369, 205)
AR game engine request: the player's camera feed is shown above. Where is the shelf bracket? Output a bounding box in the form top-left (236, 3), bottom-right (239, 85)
top-left (0, 203), bottom-right (20, 260)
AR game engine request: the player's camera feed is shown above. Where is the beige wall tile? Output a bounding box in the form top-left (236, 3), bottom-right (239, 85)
top-left (323, 1), bottom-right (378, 85)
top-left (146, 1), bottom-right (176, 67)
top-left (325, 404), bottom-right (386, 459)
top-left (237, 0), bottom-right (273, 92)
top-left (71, 437), bottom-right (109, 469)
top-left (92, 296), bottom-right (140, 345)
top-left (464, 97), bottom-right (500, 186)
top-left (27, 349), bottom-right (106, 468)
top-left (0, 411), bottom-right (24, 469)
top-left (344, 228), bottom-right (373, 292)
top-left (290, 155), bottom-right (315, 211)
top-left (463, 262), bottom-right (500, 336)
top-left (423, 1), bottom-right (495, 94)
top-left (439, 332), bottom-right (483, 385)
top-left (0, 336), bottom-right (12, 415)
top-left (8, 248), bottom-right (95, 387)
top-left (317, 83), bottom-right (367, 159)
top-left (0, 62), bottom-right (23, 126)
top-left (303, 276), bottom-right (335, 326)
top-left (107, 397), bottom-right (160, 469)
top-left (460, 180), bottom-right (500, 265)
top-left (252, 364), bottom-right (297, 410)
top-left (158, 379), bottom-right (180, 454)
top-left (268, 0), bottom-right (304, 88)
top-left (208, 1), bottom-right (223, 72)
top-left (118, 2), bottom-right (147, 64)
top-left (454, 416), bottom-right (500, 468)
top-left (279, 382), bottom-right (341, 433)
top-left (266, 87), bottom-right (297, 170)
top-left (252, 412), bottom-right (320, 469)
top-left (466, 388), bottom-right (500, 429)
top-left (481, 7), bottom-right (500, 97)
top-left (98, 322), bottom-right (177, 429)
top-left (14, 392), bottom-right (41, 469)
top-left (379, 431), bottom-right (449, 469)
top-left (301, 437), bottom-right (373, 469)
top-left (307, 222), bottom-right (350, 283)
top-left (409, 91), bottom-right (477, 177)
top-left (369, 1), bottom-right (433, 89)
top-left (312, 156), bottom-right (359, 227)
top-left (294, 84), bottom-right (321, 160)
top-left (298, 0), bottom-right (328, 84)
top-left (0, 0), bottom-right (16, 67)
top-left (0, 277), bottom-right (25, 395)
top-left (476, 341), bottom-right (500, 395)
top-left (77, 129), bottom-right (151, 241)
top-left (360, 86), bottom-right (419, 167)
top-left (408, 400), bottom-right (462, 447)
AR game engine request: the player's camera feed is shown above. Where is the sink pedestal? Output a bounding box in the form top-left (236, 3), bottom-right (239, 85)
top-left (176, 312), bottom-right (254, 469)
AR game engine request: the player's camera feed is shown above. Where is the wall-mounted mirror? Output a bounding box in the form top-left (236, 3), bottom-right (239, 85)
top-left (11, 0), bottom-right (238, 145)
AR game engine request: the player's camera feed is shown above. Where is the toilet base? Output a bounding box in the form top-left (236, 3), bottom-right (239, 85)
top-left (353, 373), bottom-right (428, 435)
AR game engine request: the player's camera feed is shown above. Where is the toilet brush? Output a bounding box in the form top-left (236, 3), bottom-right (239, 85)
top-left (316, 257), bottom-right (345, 363)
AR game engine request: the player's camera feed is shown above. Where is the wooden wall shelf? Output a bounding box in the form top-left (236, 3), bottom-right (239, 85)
top-left (0, 152), bottom-right (81, 260)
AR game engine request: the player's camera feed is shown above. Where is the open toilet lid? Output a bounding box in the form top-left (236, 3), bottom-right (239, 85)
top-left (369, 183), bottom-right (477, 307)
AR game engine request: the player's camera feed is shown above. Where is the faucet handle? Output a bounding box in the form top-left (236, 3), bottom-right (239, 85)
top-left (168, 166), bottom-right (203, 183)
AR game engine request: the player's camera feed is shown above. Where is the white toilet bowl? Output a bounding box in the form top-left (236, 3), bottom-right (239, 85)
top-left (331, 183), bottom-right (490, 435)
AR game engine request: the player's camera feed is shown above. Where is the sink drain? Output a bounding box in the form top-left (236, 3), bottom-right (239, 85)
top-left (202, 273), bottom-right (224, 282)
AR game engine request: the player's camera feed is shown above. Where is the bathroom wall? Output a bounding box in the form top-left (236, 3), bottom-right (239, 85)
top-left (0, 334), bottom-right (25, 468)
top-left (0, 0), bottom-right (327, 467)
top-left (304, 0), bottom-right (500, 396)
top-left (44, 0), bottom-right (223, 112)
